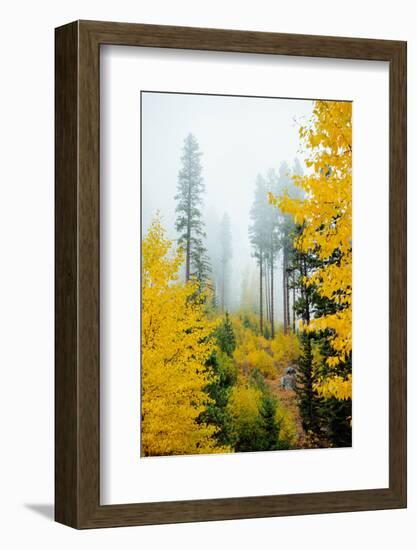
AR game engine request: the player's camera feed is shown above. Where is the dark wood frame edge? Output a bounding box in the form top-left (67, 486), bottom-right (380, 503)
top-left (55, 20), bottom-right (407, 529)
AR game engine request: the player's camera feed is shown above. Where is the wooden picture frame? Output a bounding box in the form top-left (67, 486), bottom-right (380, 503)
top-left (55, 20), bottom-right (407, 528)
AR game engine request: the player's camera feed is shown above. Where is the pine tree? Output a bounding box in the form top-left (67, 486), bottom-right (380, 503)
top-left (199, 350), bottom-right (237, 448)
top-left (191, 241), bottom-right (211, 288)
top-left (259, 393), bottom-right (285, 450)
top-left (175, 133), bottom-right (210, 288)
top-left (309, 280), bottom-right (352, 447)
top-left (248, 369), bottom-right (286, 450)
top-left (270, 102), bottom-right (353, 444)
top-left (290, 234), bottom-right (351, 446)
top-left (250, 171), bottom-right (282, 339)
top-left (264, 169), bottom-right (281, 339)
top-left (249, 175), bottom-right (270, 337)
top-left (291, 250), bottom-right (322, 438)
top-left (276, 101), bottom-right (352, 397)
top-left (274, 161), bottom-right (304, 334)
top-left (215, 311), bottom-right (236, 357)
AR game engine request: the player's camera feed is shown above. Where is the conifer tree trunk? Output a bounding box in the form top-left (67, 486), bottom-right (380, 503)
top-left (303, 257), bottom-right (310, 321)
top-left (265, 260), bottom-right (270, 324)
top-left (185, 201), bottom-right (191, 281)
top-left (271, 249), bottom-right (275, 339)
top-left (292, 271), bottom-right (296, 332)
top-left (303, 258), bottom-right (314, 429)
top-left (259, 250), bottom-right (263, 336)
top-left (285, 269), bottom-right (291, 329)
top-left (175, 134), bottom-right (208, 287)
top-left (283, 248), bottom-right (288, 334)
top-left (298, 255), bottom-right (318, 435)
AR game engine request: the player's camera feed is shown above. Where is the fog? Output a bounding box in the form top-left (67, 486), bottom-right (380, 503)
top-left (141, 91), bottom-right (314, 320)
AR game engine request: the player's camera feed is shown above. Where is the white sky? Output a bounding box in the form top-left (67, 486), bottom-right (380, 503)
top-left (141, 91), bottom-right (314, 310)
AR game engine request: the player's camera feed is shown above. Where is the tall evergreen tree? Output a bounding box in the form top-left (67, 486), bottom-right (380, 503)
top-left (199, 350), bottom-right (237, 448)
top-left (249, 175), bottom-right (270, 336)
top-left (283, 155), bottom-right (351, 447)
top-left (290, 238), bottom-right (352, 447)
top-left (276, 161), bottom-right (304, 333)
top-left (250, 168), bottom-right (287, 338)
top-left (200, 313), bottom-right (237, 447)
top-left (175, 133), bottom-right (210, 287)
top-left (264, 169), bottom-right (281, 338)
top-left (215, 311), bottom-right (236, 357)
top-left (292, 250), bottom-right (323, 437)
top-left (248, 369), bottom-right (288, 451)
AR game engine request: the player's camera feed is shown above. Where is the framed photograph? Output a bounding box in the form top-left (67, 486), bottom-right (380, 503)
top-left (55, 20), bottom-right (406, 528)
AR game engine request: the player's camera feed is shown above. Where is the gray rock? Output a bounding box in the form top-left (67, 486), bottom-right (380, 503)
top-left (284, 366), bottom-right (297, 375)
top-left (280, 373), bottom-right (296, 390)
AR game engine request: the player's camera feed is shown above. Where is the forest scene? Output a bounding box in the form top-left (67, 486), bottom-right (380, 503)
top-left (141, 92), bottom-right (352, 457)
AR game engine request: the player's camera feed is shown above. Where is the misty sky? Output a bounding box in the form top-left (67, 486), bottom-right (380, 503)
top-left (141, 91), bottom-right (314, 313)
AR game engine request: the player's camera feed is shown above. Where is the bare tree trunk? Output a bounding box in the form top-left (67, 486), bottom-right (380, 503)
top-left (271, 249), bottom-right (275, 339)
top-left (292, 270), bottom-right (296, 332)
top-left (303, 257), bottom-right (310, 323)
top-left (259, 250), bottom-right (263, 336)
top-left (286, 266), bottom-right (290, 332)
top-left (283, 248), bottom-right (288, 334)
top-left (185, 217), bottom-right (191, 282)
top-left (185, 182), bottom-right (191, 282)
top-left (265, 259), bottom-right (270, 324)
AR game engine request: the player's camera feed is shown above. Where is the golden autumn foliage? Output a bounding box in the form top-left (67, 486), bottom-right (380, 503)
top-left (232, 314), bottom-right (301, 380)
top-left (227, 384), bottom-right (262, 425)
top-left (139, 100), bottom-right (353, 453)
top-left (270, 100), bottom-right (352, 400)
top-left (234, 344), bottom-right (276, 379)
top-left (227, 382), bottom-right (297, 449)
top-left (315, 374), bottom-right (352, 401)
top-left (311, 341), bottom-right (352, 401)
top-left (269, 331), bottom-right (301, 367)
top-left (275, 401), bottom-right (297, 447)
top-left (141, 216), bottom-right (229, 456)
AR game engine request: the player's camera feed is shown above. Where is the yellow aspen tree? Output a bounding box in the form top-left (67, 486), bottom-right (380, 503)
top-left (270, 100), bottom-right (352, 400)
top-left (141, 216), bottom-right (229, 456)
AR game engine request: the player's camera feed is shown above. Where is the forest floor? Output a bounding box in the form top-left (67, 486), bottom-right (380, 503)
top-left (264, 366), bottom-right (306, 448)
